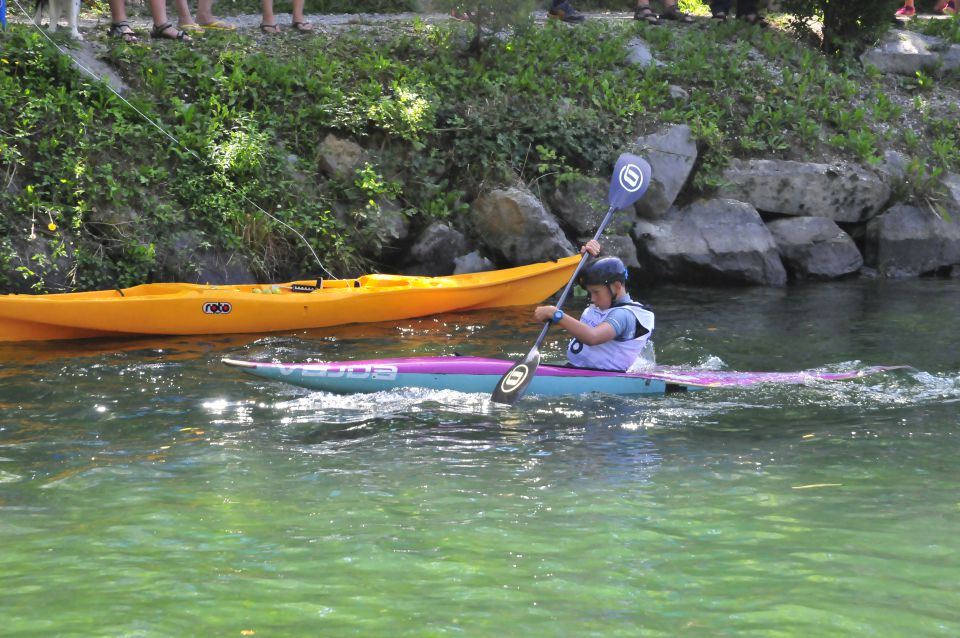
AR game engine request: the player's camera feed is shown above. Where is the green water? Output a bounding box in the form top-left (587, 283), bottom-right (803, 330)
top-left (2, 280), bottom-right (959, 637)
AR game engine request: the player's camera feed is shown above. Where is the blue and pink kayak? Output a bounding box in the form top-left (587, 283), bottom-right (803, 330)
top-left (222, 356), bottom-right (904, 397)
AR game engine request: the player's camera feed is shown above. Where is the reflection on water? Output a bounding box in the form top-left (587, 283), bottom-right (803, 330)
top-left (1, 279), bottom-right (959, 636)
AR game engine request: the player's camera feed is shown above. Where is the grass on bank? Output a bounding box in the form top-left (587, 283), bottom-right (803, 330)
top-left (1, 6), bottom-right (959, 291)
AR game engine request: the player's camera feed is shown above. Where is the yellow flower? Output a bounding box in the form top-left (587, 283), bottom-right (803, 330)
top-left (48, 222), bottom-right (58, 231)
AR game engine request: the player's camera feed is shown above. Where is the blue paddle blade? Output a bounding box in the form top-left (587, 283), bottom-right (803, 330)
top-left (608, 154), bottom-right (652, 211)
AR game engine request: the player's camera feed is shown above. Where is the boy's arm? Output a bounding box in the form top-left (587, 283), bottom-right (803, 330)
top-left (533, 305), bottom-right (616, 346)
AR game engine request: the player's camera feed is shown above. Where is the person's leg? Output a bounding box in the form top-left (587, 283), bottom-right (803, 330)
top-left (195, 0), bottom-right (214, 24)
top-left (710, 0), bottom-right (732, 19)
top-left (634, 0), bottom-right (659, 24)
top-left (150, 0), bottom-right (192, 39)
top-left (196, 0), bottom-right (233, 28)
top-left (548, 0), bottom-right (586, 23)
top-left (174, 0), bottom-right (199, 29)
top-left (895, 0), bottom-right (916, 16)
top-left (659, 0), bottom-right (693, 22)
top-left (735, 0), bottom-right (758, 19)
top-left (260, 0), bottom-right (280, 33)
top-left (107, 0), bottom-right (138, 40)
top-left (736, 0), bottom-right (768, 24)
top-left (291, 0), bottom-right (314, 32)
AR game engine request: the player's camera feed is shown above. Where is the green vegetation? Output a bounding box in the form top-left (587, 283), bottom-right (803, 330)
top-left (1, 3), bottom-right (959, 292)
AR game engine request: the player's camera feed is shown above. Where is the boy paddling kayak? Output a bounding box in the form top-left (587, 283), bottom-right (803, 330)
top-left (534, 240), bottom-right (655, 372)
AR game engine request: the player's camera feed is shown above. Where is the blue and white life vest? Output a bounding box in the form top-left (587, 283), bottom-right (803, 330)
top-left (566, 300), bottom-right (655, 371)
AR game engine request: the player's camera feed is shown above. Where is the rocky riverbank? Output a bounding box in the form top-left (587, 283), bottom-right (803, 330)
top-left (3, 11), bottom-right (960, 292)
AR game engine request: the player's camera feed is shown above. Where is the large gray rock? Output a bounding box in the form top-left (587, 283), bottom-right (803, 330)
top-left (633, 125), bottom-right (698, 219)
top-left (72, 42), bottom-right (130, 95)
top-left (717, 159), bottom-right (891, 223)
top-left (546, 174), bottom-right (637, 236)
top-left (407, 222), bottom-right (469, 276)
top-left (943, 172), bottom-right (960, 218)
top-left (864, 204), bottom-right (960, 277)
top-left (861, 30), bottom-right (960, 77)
top-left (164, 231), bottom-right (256, 284)
top-left (767, 217), bottom-right (863, 280)
top-left (632, 199), bottom-right (787, 286)
top-left (453, 251), bottom-right (496, 275)
top-left (598, 234), bottom-right (640, 270)
top-left (471, 188), bottom-right (575, 265)
top-left (362, 198), bottom-right (410, 260)
top-left (317, 134), bottom-right (367, 178)
top-left (625, 37), bottom-right (660, 68)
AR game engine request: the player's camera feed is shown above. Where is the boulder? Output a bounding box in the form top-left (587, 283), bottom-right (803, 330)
top-left (766, 217), bottom-right (863, 280)
top-left (546, 174), bottom-right (637, 236)
top-left (164, 231), bottom-right (256, 284)
top-left (625, 37), bottom-right (659, 67)
top-left (861, 29), bottom-right (960, 77)
top-left (362, 198), bottom-right (410, 260)
top-left (453, 251), bottom-right (496, 275)
top-left (717, 159), bottom-right (891, 223)
top-left (943, 172), bottom-right (960, 218)
top-left (878, 150), bottom-right (909, 182)
top-left (316, 134), bottom-right (367, 178)
top-left (632, 198), bottom-right (787, 286)
top-left (407, 222), bottom-right (469, 276)
top-left (632, 125), bottom-right (698, 219)
top-left (72, 42), bottom-right (130, 95)
top-left (471, 187), bottom-right (575, 265)
top-left (864, 204), bottom-right (960, 277)
top-left (598, 234), bottom-right (640, 270)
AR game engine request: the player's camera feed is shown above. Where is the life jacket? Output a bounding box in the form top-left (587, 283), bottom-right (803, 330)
top-left (566, 299), bottom-right (655, 371)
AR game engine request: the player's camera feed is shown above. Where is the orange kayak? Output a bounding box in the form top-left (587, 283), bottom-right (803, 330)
top-left (0, 255), bottom-right (580, 342)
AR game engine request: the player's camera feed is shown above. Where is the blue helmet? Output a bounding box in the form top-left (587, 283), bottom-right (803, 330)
top-left (578, 257), bottom-right (628, 287)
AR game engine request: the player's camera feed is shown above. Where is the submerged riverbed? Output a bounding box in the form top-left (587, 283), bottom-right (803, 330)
top-left (2, 279), bottom-right (959, 636)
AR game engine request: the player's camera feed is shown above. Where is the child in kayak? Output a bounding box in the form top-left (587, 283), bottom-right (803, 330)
top-left (533, 240), bottom-right (655, 372)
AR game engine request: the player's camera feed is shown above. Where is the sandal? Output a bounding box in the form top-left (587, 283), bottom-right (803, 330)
top-left (894, 4), bottom-right (915, 16)
top-left (291, 20), bottom-right (314, 33)
top-left (108, 21), bottom-right (138, 43)
top-left (941, 0), bottom-right (956, 14)
top-left (151, 22), bottom-right (192, 40)
top-left (711, 10), bottom-right (727, 21)
top-left (633, 5), bottom-right (660, 25)
top-left (259, 23), bottom-right (280, 34)
top-left (660, 6), bottom-right (694, 22)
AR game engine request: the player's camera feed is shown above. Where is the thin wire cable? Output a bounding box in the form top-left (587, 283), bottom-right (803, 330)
top-left (9, 0), bottom-right (339, 280)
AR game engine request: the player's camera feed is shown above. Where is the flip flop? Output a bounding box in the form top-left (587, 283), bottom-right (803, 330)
top-left (291, 20), bottom-right (314, 33)
top-left (259, 23), bottom-right (280, 34)
top-left (198, 20), bottom-right (236, 31)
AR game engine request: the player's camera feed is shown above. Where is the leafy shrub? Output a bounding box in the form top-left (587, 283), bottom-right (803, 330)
top-left (781, 0), bottom-right (901, 55)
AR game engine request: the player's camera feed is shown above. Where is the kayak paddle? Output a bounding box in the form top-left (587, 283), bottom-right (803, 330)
top-left (491, 153), bottom-right (652, 405)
